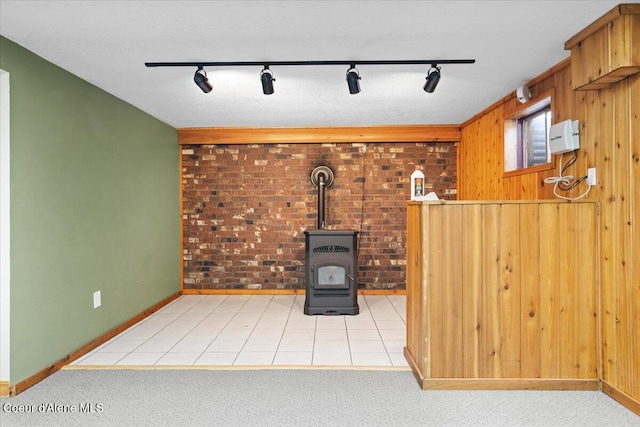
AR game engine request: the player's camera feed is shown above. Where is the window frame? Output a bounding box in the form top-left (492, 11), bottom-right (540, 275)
top-left (503, 88), bottom-right (555, 178)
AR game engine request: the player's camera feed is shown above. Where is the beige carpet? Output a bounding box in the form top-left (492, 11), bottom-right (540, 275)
top-left (1, 369), bottom-right (637, 426)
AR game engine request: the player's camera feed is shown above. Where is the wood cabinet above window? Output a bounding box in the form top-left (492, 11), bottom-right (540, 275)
top-left (565, 4), bottom-right (640, 90)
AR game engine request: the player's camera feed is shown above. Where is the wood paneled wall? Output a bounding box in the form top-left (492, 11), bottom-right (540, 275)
top-left (597, 73), bottom-right (640, 412)
top-left (458, 59), bottom-right (579, 201)
top-left (405, 201), bottom-right (598, 389)
top-left (457, 43), bottom-right (640, 413)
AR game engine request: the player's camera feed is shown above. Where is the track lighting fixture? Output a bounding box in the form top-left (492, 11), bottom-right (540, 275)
top-left (147, 59), bottom-right (474, 94)
top-left (346, 65), bottom-right (361, 95)
top-left (423, 65), bottom-right (441, 93)
top-left (193, 66), bottom-right (212, 93)
top-left (261, 66), bottom-right (275, 95)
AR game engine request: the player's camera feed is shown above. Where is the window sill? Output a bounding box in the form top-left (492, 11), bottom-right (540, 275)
top-left (503, 162), bottom-right (553, 178)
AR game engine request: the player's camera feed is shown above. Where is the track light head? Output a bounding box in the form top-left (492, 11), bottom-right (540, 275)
top-left (261, 66), bottom-right (275, 95)
top-left (423, 65), bottom-right (441, 93)
top-left (194, 66), bottom-right (213, 93)
top-left (346, 66), bottom-right (361, 95)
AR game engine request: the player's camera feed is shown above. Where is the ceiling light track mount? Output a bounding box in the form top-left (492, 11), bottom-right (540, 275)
top-left (146, 59), bottom-right (475, 94)
top-left (145, 59), bottom-right (475, 68)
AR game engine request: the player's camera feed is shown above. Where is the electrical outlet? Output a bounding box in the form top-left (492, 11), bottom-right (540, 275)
top-left (93, 290), bottom-right (101, 309)
top-left (587, 168), bottom-right (597, 186)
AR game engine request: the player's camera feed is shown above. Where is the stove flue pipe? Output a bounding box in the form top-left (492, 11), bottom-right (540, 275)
top-left (310, 166), bottom-right (335, 230)
top-left (317, 172), bottom-right (326, 229)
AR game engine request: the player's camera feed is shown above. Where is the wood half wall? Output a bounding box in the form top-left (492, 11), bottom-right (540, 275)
top-left (457, 28), bottom-right (640, 413)
top-left (406, 200), bottom-right (599, 390)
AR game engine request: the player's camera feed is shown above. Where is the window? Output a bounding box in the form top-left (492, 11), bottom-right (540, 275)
top-left (519, 107), bottom-right (551, 168)
top-left (504, 90), bottom-right (553, 174)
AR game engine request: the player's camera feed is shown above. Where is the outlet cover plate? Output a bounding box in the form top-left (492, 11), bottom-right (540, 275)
top-left (93, 290), bottom-right (101, 309)
top-left (587, 168), bottom-right (597, 186)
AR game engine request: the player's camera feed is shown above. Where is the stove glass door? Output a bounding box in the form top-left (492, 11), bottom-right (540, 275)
top-left (314, 262), bottom-right (349, 289)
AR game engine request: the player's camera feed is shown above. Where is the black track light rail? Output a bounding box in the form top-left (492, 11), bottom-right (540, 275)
top-left (150, 59), bottom-right (475, 94)
top-left (145, 59), bottom-right (475, 68)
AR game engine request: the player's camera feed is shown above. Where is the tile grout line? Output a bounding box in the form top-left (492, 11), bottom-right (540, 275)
top-left (160, 294), bottom-right (231, 366)
top-left (75, 294), bottom-right (409, 368)
top-left (265, 295), bottom-right (288, 366)
top-left (229, 295), bottom-right (273, 366)
top-left (171, 294), bottom-right (234, 366)
top-left (143, 294), bottom-right (228, 366)
top-left (275, 295), bottom-right (306, 366)
top-left (78, 295), bottom-right (216, 366)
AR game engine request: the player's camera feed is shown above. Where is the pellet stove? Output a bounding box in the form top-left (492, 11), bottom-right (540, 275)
top-left (304, 166), bottom-right (359, 315)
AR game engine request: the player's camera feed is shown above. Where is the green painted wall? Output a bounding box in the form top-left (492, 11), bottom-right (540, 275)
top-left (0, 36), bottom-right (180, 384)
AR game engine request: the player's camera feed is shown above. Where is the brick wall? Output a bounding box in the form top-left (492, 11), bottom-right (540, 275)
top-left (182, 142), bottom-right (456, 290)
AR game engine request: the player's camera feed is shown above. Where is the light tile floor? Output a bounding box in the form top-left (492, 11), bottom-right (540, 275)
top-left (72, 294), bottom-right (409, 368)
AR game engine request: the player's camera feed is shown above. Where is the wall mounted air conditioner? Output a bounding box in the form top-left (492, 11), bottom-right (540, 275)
top-left (549, 119), bottom-right (580, 154)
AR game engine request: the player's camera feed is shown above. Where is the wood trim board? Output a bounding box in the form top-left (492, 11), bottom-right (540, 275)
top-left (177, 125), bottom-right (461, 145)
top-left (406, 344), bottom-right (597, 391)
top-left (601, 380), bottom-right (640, 416)
top-left (419, 378), bottom-right (599, 391)
top-left (63, 364), bottom-right (411, 372)
top-left (180, 289), bottom-right (406, 295)
top-left (564, 3), bottom-right (640, 49)
top-left (7, 292), bottom-right (181, 396)
top-left (0, 381), bottom-right (9, 398)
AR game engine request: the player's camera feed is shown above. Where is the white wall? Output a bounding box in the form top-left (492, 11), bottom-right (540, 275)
top-left (1, 69), bottom-right (10, 383)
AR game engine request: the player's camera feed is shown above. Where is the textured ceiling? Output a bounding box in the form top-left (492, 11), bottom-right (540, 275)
top-left (0, 1), bottom-right (634, 128)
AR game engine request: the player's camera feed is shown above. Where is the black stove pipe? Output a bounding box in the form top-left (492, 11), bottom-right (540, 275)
top-left (317, 172), bottom-right (326, 229)
top-left (311, 165), bottom-right (333, 230)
